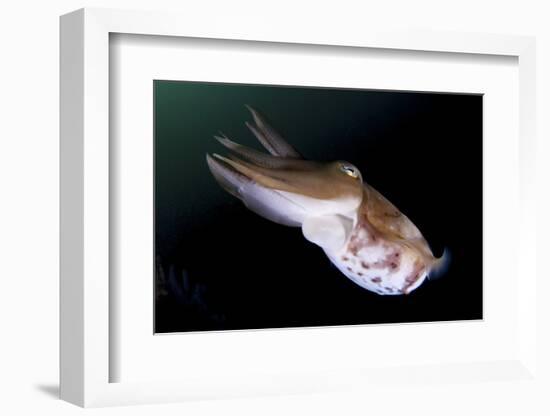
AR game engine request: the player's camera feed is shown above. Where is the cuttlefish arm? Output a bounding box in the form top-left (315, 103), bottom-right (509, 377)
top-left (206, 108), bottom-right (362, 229)
top-left (206, 106), bottom-right (449, 295)
top-left (244, 105), bottom-right (302, 159)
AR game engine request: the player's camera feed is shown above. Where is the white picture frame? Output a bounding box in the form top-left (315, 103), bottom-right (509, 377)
top-left (60, 7), bottom-right (537, 407)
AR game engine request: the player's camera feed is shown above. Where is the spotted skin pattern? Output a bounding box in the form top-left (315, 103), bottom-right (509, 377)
top-left (325, 185), bottom-right (432, 295)
top-left (206, 106), bottom-right (448, 296)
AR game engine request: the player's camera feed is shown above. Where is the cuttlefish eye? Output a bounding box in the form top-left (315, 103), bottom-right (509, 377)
top-left (339, 162), bottom-right (360, 179)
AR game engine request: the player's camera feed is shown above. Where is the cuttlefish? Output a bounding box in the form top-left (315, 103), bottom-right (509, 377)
top-left (206, 106), bottom-right (450, 295)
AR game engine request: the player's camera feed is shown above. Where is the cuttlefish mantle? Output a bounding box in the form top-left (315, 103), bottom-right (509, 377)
top-left (206, 106), bottom-right (450, 295)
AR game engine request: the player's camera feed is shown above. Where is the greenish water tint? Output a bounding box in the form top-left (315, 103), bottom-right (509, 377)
top-left (154, 80), bottom-right (482, 333)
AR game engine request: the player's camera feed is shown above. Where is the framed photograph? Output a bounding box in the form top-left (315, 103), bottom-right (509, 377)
top-left (60, 8), bottom-right (538, 407)
top-left (153, 81), bottom-right (481, 333)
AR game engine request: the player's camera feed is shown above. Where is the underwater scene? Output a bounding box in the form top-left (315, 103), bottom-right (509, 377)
top-left (154, 80), bottom-right (482, 333)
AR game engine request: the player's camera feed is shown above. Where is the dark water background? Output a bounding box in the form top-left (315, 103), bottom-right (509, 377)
top-left (154, 80), bottom-right (482, 333)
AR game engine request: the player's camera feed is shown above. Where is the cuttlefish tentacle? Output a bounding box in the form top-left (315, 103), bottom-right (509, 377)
top-left (206, 106), bottom-right (449, 295)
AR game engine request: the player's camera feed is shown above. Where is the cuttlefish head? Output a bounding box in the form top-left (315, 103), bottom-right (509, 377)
top-left (206, 107), bottom-right (364, 237)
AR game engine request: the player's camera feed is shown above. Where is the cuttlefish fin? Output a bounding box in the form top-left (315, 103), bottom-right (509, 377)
top-left (427, 247), bottom-right (452, 280)
top-left (245, 105), bottom-right (302, 159)
top-left (302, 215), bottom-right (354, 252)
top-left (206, 154), bottom-right (305, 227)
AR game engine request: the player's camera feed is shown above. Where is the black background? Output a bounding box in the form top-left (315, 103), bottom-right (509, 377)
top-left (154, 81), bottom-right (482, 333)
